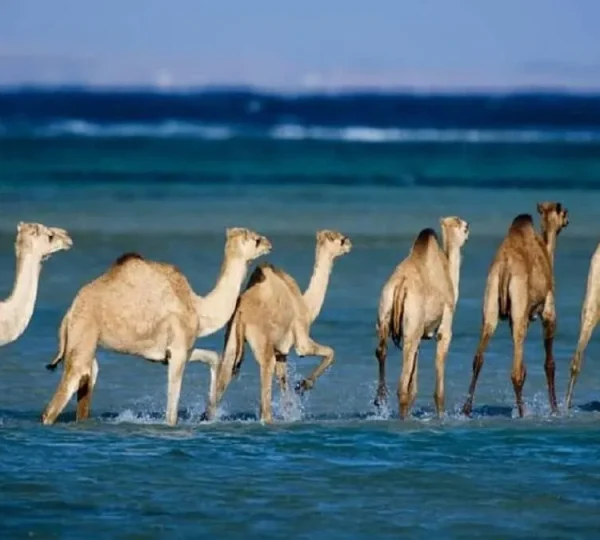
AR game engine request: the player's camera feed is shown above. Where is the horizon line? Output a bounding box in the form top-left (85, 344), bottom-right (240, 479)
top-left (2, 82), bottom-right (600, 97)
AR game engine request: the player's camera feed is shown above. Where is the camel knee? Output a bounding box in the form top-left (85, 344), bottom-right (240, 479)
top-left (510, 366), bottom-right (527, 391)
top-left (375, 340), bottom-right (387, 362)
top-left (471, 352), bottom-right (484, 374)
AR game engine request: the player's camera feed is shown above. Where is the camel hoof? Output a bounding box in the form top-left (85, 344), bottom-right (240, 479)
top-left (295, 379), bottom-right (312, 395)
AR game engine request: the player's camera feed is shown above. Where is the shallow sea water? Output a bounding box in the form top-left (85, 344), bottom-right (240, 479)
top-left (0, 179), bottom-right (599, 538)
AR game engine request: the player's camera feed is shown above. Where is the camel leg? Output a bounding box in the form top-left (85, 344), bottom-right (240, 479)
top-left (566, 316), bottom-right (597, 410)
top-left (508, 278), bottom-right (529, 418)
top-left (257, 351), bottom-right (276, 423)
top-left (165, 347), bottom-right (188, 427)
top-left (293, 337), bottom-right (335, 395)
top-left (398, 334), bottom-right (420, 419)
top-left (42, 359), bottom-right (87, 425)
top-left (434, 308), bottom-right (453, 417)
top-left (188, 348), bottom-right (220, 416)
top-left (407, 348), bottom-right (419, 410)
top-left (274, 353), bottom-right (288, 395)
top-left (462, 275), bottom-right (500, 416)
top-left (76, 357), bottom-right (99, 421)
top-left (374, 286), bottom-right (394, 407)
top-left (541, 293), bottom-right (558, 414)
top-left (375, 331), bottom-right (389, 408)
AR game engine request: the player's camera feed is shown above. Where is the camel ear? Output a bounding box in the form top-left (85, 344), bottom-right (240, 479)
top-left (537, 202), bottom-right (546, 215)
top-left (226, 227), bottom-right (244, 239)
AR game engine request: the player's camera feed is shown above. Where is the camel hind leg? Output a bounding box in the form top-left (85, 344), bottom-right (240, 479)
top-left (76, 358), bottom-right (99, 421)
top-left (566, 312), bottom-right (597, 410)
top-left (42, 346), bottom-right (96, 425)
top-left (374, 282), bottom-right (395, 408)
top-left (407, 348), bottom-right (419, 411)
top-left (462, 272), bottom-right (500, 416)
top-left (274, 353), bottom-right (289, 394)
top-left (293, 334), bottom-right (335, 395)
top-left (397, 330), bottom-right (420, 420)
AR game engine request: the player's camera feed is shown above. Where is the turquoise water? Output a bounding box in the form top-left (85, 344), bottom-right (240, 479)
top-left (1, 90), bottom-right (600, 538)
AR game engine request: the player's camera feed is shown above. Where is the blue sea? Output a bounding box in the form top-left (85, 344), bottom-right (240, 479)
top-left (0, 89), bottom-right (600, 538)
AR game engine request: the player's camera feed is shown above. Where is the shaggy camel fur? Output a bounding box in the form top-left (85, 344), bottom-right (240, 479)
top-left (204, 230), bottom-right (352, 423)
top-left (462, 202), bottom-right (569, 418)
top-left (374, 217), bottom-right (469, 419)
top-left (41, 227), bottom-right (271, 426)
top-left (0, 222), bottom-right (72, 346)
top-left (565, 242), bottom-right (600, 409)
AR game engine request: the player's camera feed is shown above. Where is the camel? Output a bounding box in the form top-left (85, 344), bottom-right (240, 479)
top-left (374, 217), bottom-right (469, 419)
top-left (41, 227), bottom-right (271, 426)
top-left (462, 202), bottom-right (569, 418)
top-left (0, 222), bottom-right (73, 347)
top-left (565, 242), bottom-right (600, 410)
top-left (203, 230), bottom-right (352, 423)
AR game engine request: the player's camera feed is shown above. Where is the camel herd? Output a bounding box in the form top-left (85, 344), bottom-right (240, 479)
top-left (0, 201), bottom-right (598, 425)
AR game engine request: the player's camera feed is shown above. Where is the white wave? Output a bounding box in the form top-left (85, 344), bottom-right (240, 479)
top-left (2, 118), bottom-right (600, 144)
top-left (35, 120), bottom-right (235, 139)
top-left (269, 124), bottom-right (600, 144)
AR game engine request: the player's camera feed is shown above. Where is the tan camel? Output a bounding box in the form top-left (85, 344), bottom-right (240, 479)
top-left (0, 222), bottom-right (72, 347)
top-left (41, 227), bottom-right (271, 426)
top-left (204, 230), bottom-right (352, 423)
top-left (565, 242), bottom-right (600, 409)
top-left (374, 217), bottom-right (469, 419)
top-left (462, 202), bottom-right (569, 418)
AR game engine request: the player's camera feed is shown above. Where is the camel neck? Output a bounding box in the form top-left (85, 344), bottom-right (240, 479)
top-left (446, 244), bottom-right (462, 307)
top-left (195, 253), bottom-right (248, 338)
top-left (303, 248), bottom-right (334, 323)
top-left (0, 251), bottom-right (42, 346)
top-left (542, 228), bottom-right (557, 269)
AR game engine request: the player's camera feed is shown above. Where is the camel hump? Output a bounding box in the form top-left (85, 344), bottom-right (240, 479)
top-left (412, 228), bottom-right (438, 255)
top-left (113, 252), bottom-right (144, 266)
top-left (510, 214), bottom-right (534, 231)
top-left (246, 262), bottom-right (274, 288)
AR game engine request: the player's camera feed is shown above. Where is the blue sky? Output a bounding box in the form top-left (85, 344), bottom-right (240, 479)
top-left (1, 0), bottom-right (599, 90)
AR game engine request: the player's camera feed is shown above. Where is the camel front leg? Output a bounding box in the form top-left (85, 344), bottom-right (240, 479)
top-left (508, 279), bottom-right (529, 417)
top-left (76, 357), bottom-right (99, 421)
top-left (293, 338), bottom-right (335, 395)
top-left (541, 293), bottom-right (558, 414)
top-left (434, 308), bottom-right (453, 417)
top-left (566, 313), bottom-right (597, 410)
top-left (166, 349), bottom-right (187, 426)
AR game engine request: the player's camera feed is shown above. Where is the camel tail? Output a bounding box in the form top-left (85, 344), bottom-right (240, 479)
top-left (221, 307), bottom-right (246, 379)
top-left (498, 268), bottom-right (510, 320)
top-left (46, 314), bottom-right (68, 371)
top-left (390, 277), bottom-right (407, 349)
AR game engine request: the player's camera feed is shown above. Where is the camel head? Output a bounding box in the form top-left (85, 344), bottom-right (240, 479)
top-left (537, 202), bottom-right (569, 235)
top-left (15, 222), bottom-right (73, 261)
top-left (225, 227), bottom-right (272, 262)
top-left (316, 230), bottom-right (352, 259)
top-left (439, 216), bottom-right (470, 248)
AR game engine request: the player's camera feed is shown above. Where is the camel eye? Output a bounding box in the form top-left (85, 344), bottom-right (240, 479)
top-left (48, 233), bottom-right (54, 241)
top-left (255, 238), bottom-right (261, 247)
